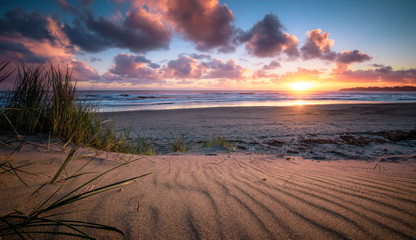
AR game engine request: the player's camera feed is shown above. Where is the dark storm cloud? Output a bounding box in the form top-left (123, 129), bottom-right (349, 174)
top-left (237, 14), bottom-right (299, 58)
top-left (0, 8), bottom-right (55, 41)
top-left (166, 0), bottom-right (235, 51)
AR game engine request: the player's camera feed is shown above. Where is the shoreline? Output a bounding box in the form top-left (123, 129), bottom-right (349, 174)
top-left (98, 101), bottom-right (416, 113)
top-left (100, 103), bottom-right (416, 159)
top-left (99, 101), bottom-right (416, 113)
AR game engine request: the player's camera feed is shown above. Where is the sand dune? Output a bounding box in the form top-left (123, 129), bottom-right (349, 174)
top-left (127, 153), bottom-right (416, 240)
top-left (1, 142), bottom-right (415, 239)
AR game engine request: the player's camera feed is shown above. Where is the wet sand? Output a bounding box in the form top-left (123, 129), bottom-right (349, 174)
top-left (103, 103), bottom-right (416, 159)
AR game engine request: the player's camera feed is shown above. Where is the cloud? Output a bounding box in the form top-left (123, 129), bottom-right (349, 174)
top-left (164, 55), bottom-right (204, 79)
top-left (336, 50), bottom-right (371, 64)
top-left (189, 53), bottom-right (211, 60)
top-left (0, 8), bottom-right (56, 42)
top-left (203, 58), bottom-right (246, 79)
top-left (108, 53), bottom-right (162, 82)
top-left (0, 8), bottom-right (77, 66)
top-left (89, 57), bottom-right (102, 62)
top-left (238, 14), bottom-right (299, 58)
top-left (0, 39), bottom-right (46, 63)
top-left (70, 59), bottom-right (100, 81)
top-left (333, 50), bottom-right (372, 72)
top-left (62, 5), bottom-right (172, 53)
top-left (262, 60), bottom-right (281, 70)
top-left (300, 29), bottom-right (337, 61)
top-left (105, 54), bottom-right (247, 83)
top-left (333, 65), bottom-right (416, 83)
top-left (372, 63), bottom-right (384, 68)
top-left (165, 0), bottom-right (235, 51)
top-left (58, 0), bottom-right (79, 15)
top-left (251, 60), bottom-right (281, 79)
top-left (81, 0), bottom-right (94, 6)
top-left (301, 29), bottom-right (372, 68)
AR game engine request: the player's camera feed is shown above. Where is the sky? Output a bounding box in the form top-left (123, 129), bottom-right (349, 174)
top-left (0, 0), bottom-right (415, 91)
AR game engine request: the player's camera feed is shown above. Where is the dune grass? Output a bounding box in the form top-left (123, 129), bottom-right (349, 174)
top-left (172, 134), bottom-right (187, 153)
top-left (0, 140), bottom-right (151, 239)
top-left (0, 60), bottom-right (152, 239)
top-left (0, 60), bottom-right (156, 155)
top-left (0, 60), bottom-right (102, 146)
top-left (204, 135), bottom-right (236, 151)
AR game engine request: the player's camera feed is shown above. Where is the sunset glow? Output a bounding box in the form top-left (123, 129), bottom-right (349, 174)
top-left (288, 82), bottom-right (313, 91)
top-left (0, 1), bottom-right (414, 90)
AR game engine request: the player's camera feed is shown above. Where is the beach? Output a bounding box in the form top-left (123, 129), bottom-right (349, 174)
top-left (104, 103), bottom-right (416, 159)
top-left (1, 103), bottom-right (416, 239)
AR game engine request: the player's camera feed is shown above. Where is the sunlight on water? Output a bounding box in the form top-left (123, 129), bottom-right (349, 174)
top-left (70, 90), bottom-right (416, 112)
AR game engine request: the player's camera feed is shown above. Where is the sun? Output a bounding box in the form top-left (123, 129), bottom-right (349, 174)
top-left (288, 81), bottom-right (313, 91)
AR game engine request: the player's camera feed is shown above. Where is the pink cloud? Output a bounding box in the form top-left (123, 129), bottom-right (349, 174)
top-left (337, 50), bottom-right (371, 64)
top-left (333, 65), bottom-right (416, 83)
top-left (300, 29), bottom-right (337, 61)
top-left (164, 55), bottom-right (205, 79)
top-left (203, 58), bottom-right (246, 79)
top-left (107, 53), bottom-right (162, 83)
top-left (70, 59), bottom-right (100, 81)
top-left (165, 0), bottom-right (235, 51)
top-left (238, 14), bottom-right (299, 58)
top-left (262, 60), bottom-right (281, 70)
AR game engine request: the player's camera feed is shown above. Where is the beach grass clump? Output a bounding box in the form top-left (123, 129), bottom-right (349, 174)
top-left (0, 60), bottom-right (133, 152)
top-left (0, 60), bottom-right (93, 142)
top-left (0, 60), bottom-right (153, 238)
top-left (92, 120), bottom-right (131, 153)
top-left (1, 60), bottom-right (51, 135)
top-left (172, 134), bottom-right (187, 153)
top-left (135, 136), bottom-right (156, 155)
top-left (204, 135), bottom-right (228, 148)
top-left (204, 135), bottom-right (236, 151)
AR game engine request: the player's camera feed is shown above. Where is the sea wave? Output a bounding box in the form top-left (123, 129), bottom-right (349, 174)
top-left (73, 90), bottom-right (416, 112)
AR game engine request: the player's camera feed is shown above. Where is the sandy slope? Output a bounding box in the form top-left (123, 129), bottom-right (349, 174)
top-left (1, 142), bottom-right (415, 239)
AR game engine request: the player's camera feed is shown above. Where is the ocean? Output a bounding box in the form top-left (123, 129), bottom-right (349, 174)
top-left (72, 90), bottom-right (416, 112)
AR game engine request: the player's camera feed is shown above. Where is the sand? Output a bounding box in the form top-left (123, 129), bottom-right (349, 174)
top-left (1, 103), bottom-right (416, 239)
top-left (103, 103), bottom-right (416, 159)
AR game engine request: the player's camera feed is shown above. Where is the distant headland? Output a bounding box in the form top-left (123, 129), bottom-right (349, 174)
top-left (339, 86), bottom-right (416, 91)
